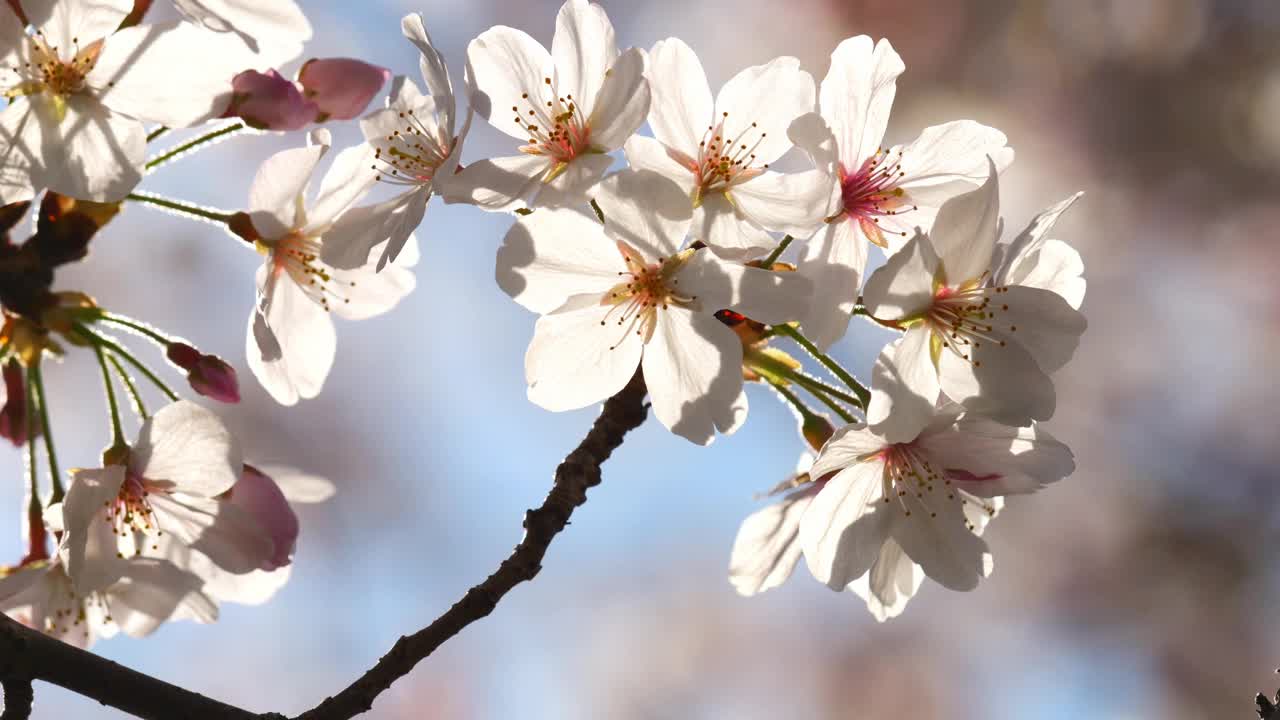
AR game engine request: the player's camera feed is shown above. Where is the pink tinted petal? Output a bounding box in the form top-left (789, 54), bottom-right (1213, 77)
top-left (298, 58), bottom-right (390, 122)
top-left (225, 69), bottom-right (317, 131)
top-left (190, 355), bottom-right (240, 404)
top-left (228, 465), bottom-right (299, 571)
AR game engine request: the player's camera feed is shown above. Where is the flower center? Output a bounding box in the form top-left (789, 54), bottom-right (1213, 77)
top-left (107, 471), bottom-right (159, 547)
top-left (833, 150), bottom-right (916, 248)
top-left (875, 443), bottom-right (995, 527)
top-left (923, 279), bottom-right (1015, 368)
top-left (600, 243), bottom-right (698, 348)
top-left (4, 34), bottom-right (104, 101)
top-left (371, 108), bottom-right (451, 186)
top-left (513, 76), bottom-right (592, 172)
top-left (687, 112), bottom-right (767, 204)
top-left (266, 232), bottom-right (356, 312)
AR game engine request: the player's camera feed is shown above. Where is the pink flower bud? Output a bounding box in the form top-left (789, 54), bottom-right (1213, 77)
top-left (165, 341), bottom-right (200, 370)
top-left (225, 69), bottom-right (317, 131)
top-left (297, 58), bottom-right (390, 122)
top-left (230, 465), bottom-right (299, 571)
top-left (0, 359), bottom-right (30, 447)
top-left (189, 354), bottom-right (240, 404)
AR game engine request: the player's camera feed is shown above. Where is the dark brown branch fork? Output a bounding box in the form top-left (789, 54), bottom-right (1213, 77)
top-left (0, 371), bottom-right (649, 719)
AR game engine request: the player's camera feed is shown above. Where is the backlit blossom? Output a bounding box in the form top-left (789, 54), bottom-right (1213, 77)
top-left (0, 0), bottom-right (260, 202)
top-left (496, 169), bottom-right (810, 445)
top-left (799, 405), bottom-right (1072, 601)
top-left (322, 14), bottom-right (469, 272)
top-left (863, 163), bottom-right (1086, 440)
top-left (243, 130), bottom-right (417, 405)
top-left (625, 38), bottom-right (828, 260)
top-left (798, 36), bottom-right (1014, 349)
top-left (448, 0), bottom-right (649, 211)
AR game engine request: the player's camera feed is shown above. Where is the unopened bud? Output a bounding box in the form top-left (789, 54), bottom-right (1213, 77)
top-left (297, 58), bottom-right (390, 122)
top-left (167, 343), bottom-right (240, 403)
top-left (801, 413), bottom-right (836, 453)
top-left (224, 69), bottom-right (317, 131)
top-left (165, 342), bottom-right (200, 370)
top-left (0, 359), bottom-right (29, 446)
top-left (227, 212), bottom-right (260, 244)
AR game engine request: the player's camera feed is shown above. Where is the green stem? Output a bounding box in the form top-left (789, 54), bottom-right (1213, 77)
top-left (765, 377), bottom-right (824, 424)
top-left (772, 323), bottom-right (871, 406)
top-left (74, 325), bottom-right (179, 402)
top-left (24, 370), bottom-right (39, 512)
top-left (98, 313), bottom-right (172, 347)
top-left (784, 373), bottom-right (858, 422)
top-left (125, 193), bottom-right (235, 224)
top-left (29, 362), bottom-right (62, 504)
top-left (91, 345), bottom-right (126, 451)
top-left (146, 122), bottom-right (245, 171)
top-left (107, 354), bottom-right (148, 420)
top-left (146, 126), bottom-right (169, 143)
top-left (761, 235), bottom-right (794, 267)
top-left (589, 198), bottom-right (605, 223)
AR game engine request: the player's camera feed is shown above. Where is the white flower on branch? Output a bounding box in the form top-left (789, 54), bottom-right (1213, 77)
top-left (0, 0), bottom-right (261, 203)
top-left (243, 129), bottom-right (418, 405)
top-left (798, 35), bottom-right (1014, 349)
top-left (447, 0), bottom-right (649, 211)
top-left (496, 169), bottom-right (810, 445)
top-left (625, 38), bottom-right (830, 260)
top-left (322, 13), bottom-right (470, 273)
top-left (863, 161), bottom-right (1087, 440)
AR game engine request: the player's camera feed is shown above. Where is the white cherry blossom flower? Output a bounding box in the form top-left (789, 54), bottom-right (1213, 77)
top-left (800, 406), bottom-right (1073, 599)
top-left (798, 35), bottom-right (1015, 349)
top-left (992, 191), bottom-right (1086, 310)
top-left (0, 0), bottom-right (260, 202)
top-left (448, 0), bottom-right (649, 211)
top-left (0, 553), bottom-right (214, 649)
top-left (863, 163), bottom-right (1086, 440)
top-left (496, 169), bottom-right (811, 445)
top-left (625, 38), bottom-right (828, 260)
top-left (172, 0), bottom-right (311, 66)
top-left (322, 13), bottom-right (470, 273)
top-left (244, 130), bottom-right (418, 405)
top-left (54, 401), bottom-right (276, 594)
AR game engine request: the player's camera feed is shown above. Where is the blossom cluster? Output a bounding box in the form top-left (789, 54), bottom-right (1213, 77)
top-left (0, 0), bottom-right (1088, 645)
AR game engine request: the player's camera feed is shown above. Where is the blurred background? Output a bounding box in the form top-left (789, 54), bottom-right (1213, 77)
top-left (6, 0), bottom-right (1280, 717)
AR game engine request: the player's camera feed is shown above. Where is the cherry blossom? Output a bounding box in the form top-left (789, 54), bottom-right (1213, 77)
top-left (242, 130), bottom-right (417, 405)
top-left (172, 0), bottom-right (311, 66)
top-left (322, 14), bottom-right (470, 273)
top-left (449, 0), bottom-right (649, 211)
top-left (53, 401), bottom-right (278, 595)
top-left (0, 0), bottom-right (261, 202)
top-left (496, 169), bottom-right (810, 445)
top-left (800, 405), bottom-right (1072, 600)
top-left (863, 163), bottom-right (1087, 440)
top-left (624, 38), bottom-right (829, 260)
top-left (798, 36), bottom-right (1015, 349)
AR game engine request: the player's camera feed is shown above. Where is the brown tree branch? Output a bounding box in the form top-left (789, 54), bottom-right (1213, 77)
top-left (0, 370), bottom-right (648, 719)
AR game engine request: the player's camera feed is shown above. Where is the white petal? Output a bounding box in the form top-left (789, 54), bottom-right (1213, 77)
top-left (320, 190), bottom-right (422, 271)
top-left (594, 168), bottom-right (691, 261)
top-left (0, 102), bottom-right (38, 204)
top-left (994, 192), bottom-right (1085, 308)
top-left (150, 495), bottom-right (273, 574)
top-left (534, 152), bottom-right (613, 208)
top-left (247, 264), bottom-right (337, 406)
top-left (889, 497), bottom-right (989, 592)
top-left (678, 251), bottom-right (811, 326)
top-left (0, 6), bottom-right (27, 72)
top-left (58, 466), bottom-right (127, 594)
top-left (255, 465), bottom-right (335, 503)
top-left (248, 143), bottom-right (326, 239)
top-left (466, 25), bottom-right (554, 141)
top-left (645, 37), bottom-right (712, 154)
top-left (641, 308), bottom-right (746, 445)
top-left (728, 486), bottom-right (818, 596)
top-left (990, 285), bottom-right (1086, 374)
top-left (730, 168), bottom-right (830, 238)
top-left (797, 219), bottom-right (867, 350)
top-left (918, 415), bottom-right (1075, 497)
top-left (850, 538), bottom-right (923, 622)
top-left (33, 94), bottom-right (144, 202)
top-left (131, 401), bottom-right (241, 497)
top-left (622, 134), bottom-right (696, 196)
top-left (442, 153), bottom-right (548, 212)
top-left (585, 47), bottom-right (649, 151)
top-left (40, 0), bottom-right (132, 50)
top-left (329, 248), bottom-right (416, 321)
top-left (402, 13), bottom-right (454, 134)
top-left (929, 158), bottom-right (1000, 286)
top-left (714, 56), bottom-right (815, 166)
top-left (861, 230), bottom-right (939, 321)
top-left (896, 120), bottom-right (1013, 207)
top-left (91, 21), bottom-right (259, 128)
top-left (819, 36), bottom-right (904, 168)
top-left (866, 327), bottom-right (941, 444)
top-left (808, 421), bottom-right (883, 480)
top-left (551, 0), bottom-right (617, 113)
top-left (172, 0), bottom-right (311, 65)
top-left (799, 460), bottom-right (890, 589)
top-left (696, 193), bottom-right (774, 261)
top-left (936, 334), bottom-right (1055, 427)
top-left (496, 206), bottom-right (621, 314)
top-left (306, 143), bottom-right (376, 230)
top-left (107, 558), bottom-right (216, 637)
top-left (525, 294), bottom-right (642, 412)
